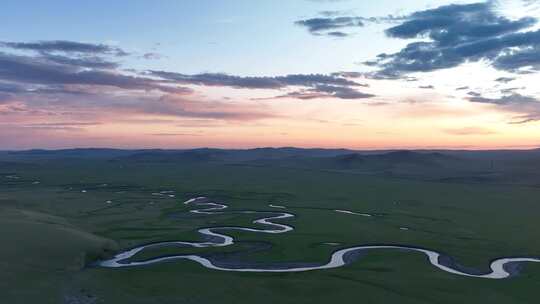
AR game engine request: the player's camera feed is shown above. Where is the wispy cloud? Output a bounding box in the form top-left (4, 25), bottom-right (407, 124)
top-left (142, 52), bottom-right (163, 60)
top-left (25, 122), bottom-right (102, 127)
top-left (17, 121), bottom-right (103, 132)
top-left (495, 77), bottom-right (516, 83)
top-left (148, 133), bottom-right (202, 136)
top-left (0, 52), bottom-right (189, 94)
top-left (149, 71), bottom-right (373, 100)
top-left (468, 92), bottom-right (539, 105)
top-left (148, 71), bottom-right (359, 89)
top-left (442, 127), bottom-right (496, 135)
top-left (0, 40), bottom-right (128, 56)
top-left (264, 84), bottom-right (374, 100)
top-left (295, 11), bottom-right (403, 37)
top-left (467, 92), bottom-right (540, 124)
top-left (295, 16), bottom-right (364, 37)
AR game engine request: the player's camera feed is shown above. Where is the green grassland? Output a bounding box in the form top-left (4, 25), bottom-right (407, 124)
top-left (1, 149), bottom-right (540, 303)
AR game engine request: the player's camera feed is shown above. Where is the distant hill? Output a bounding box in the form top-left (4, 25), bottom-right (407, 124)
top-left (2, 147), bottom-right (540, 185)
top-left (4, 147), bottom-right (540, 162)
top-left (118, 149), bottom-right (227, 163)
top-left (334, 150), bottom-right (454, 166)
top-left (6, 148), bottom-right (143, 159)
top-left (242, 150), bottom-right (463, 178)
top-left (112, 147), bottom-right (357, 163)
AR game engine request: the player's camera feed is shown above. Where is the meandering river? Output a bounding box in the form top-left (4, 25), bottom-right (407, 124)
top-left (97, 197), bottom-right (540, 279)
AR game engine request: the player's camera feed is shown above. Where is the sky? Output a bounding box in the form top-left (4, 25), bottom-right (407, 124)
top-left (2, 0), bottom-right (540, 150)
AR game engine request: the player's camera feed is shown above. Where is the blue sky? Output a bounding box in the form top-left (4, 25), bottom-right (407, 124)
top-left (0, 0), bottom-right (456, 74)
top-left (1, 0), bottom-right (540, 149)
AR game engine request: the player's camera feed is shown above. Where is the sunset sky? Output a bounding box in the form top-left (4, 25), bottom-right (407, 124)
top-left (2, 0), bottom-right (540, 150)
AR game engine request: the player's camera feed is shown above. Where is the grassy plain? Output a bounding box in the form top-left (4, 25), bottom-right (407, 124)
top-left (1, 150), bottom-right (540, 303)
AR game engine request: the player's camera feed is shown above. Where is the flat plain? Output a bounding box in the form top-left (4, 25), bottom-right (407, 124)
top-left (2, 148), bottom-right (540, 303)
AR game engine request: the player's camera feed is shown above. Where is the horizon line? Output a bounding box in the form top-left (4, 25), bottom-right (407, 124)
top-left (2, 146), bottom-right (540, 152)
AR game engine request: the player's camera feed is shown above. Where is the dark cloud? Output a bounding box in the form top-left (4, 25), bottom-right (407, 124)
top-left (0, 52), bottom-right (189, 94)
top-left (312, 84), bottom-right (374, 99)
top-left (494, 77), bottom-right (515, 83)
top-left (0, 82), bottom-right (27, 102)
top-left (39, 53), bottom-right (119, 69)
top-left (0, 82), bottom-right (26, 94)
top-left (1, 38), bottom-right (376, 124)
top-left (492, 45), bottom-right (540, 72)
top-left (149, 71), bottom-right (360, 89)
top-left (142, 52), bottom-right (163, 60)
top-left (0, 38), bottom-right (377, 128)
top-left (294, 16), bottom-right (364, 36)
top-left (0, 40), bottom-right (127, 71)
top-left (456, 86), bottom-right (469, 90)
top-left (467, 92), bottom-right (538, 105)
top-left (384, 3), bottom-right (533, 43)
top-left (419, 85), bottom-right (434, 89)
top-left (327, 31), bottom-right (349, 37)
top-left (150, 71), bottom-right (373, 100)
top-left (500, 87), bottom-right (523, 94)
top-left (261, 84), bottom-right (374, 100)
top-left (508, 115), bottom-right (540, 124)
top-left (0, 40), bottom-right (128, 56)
top-left (467, 92), bottom-right (540, 124)
top-left (330, 71), bottom-right (366, 79)
top-left (0, 40), bottom-right (205, 122)
top-left (2, 85), bottom-right (276, 122)
top-left (296, 10), bottom-right (404, 37)
top-left (358, 15), bottom-right (405, 24)
top-left (467, 91), bottom-right (482, 97)
top-left (369, 2), bottom-right (540, 76)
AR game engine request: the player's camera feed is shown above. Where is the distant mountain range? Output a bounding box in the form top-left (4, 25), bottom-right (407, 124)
top-left (2, 147), bottom-right (540, 186)
top-left (3, 147), bottom-right (540, 162)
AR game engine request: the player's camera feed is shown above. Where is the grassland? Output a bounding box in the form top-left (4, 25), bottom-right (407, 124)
top-left (1, 149), bottom-right (540, 303)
